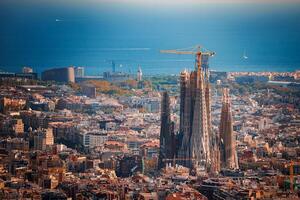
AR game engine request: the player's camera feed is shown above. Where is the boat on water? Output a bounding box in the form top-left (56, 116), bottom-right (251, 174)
top-left (243, 50), bottom-right (248, 59)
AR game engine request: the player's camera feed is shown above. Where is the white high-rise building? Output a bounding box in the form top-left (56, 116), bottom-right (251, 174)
top-left (137, 66), bottom-right (142, 81)
top-left (75, 67), bottom-right (85, 77)
top-left (22, 67), bottom-right (33, 73)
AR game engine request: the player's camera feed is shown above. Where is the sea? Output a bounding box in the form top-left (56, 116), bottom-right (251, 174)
top-left (0, 1), bottom-right (300, 76)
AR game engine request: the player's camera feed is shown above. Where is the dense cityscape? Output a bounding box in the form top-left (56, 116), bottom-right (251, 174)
top-left (2, 0), bottom-right (300, 199)
top-left (0, 44), bottom-right (299, 200)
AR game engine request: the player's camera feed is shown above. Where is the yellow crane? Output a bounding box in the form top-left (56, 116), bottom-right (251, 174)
top-left (160, 45), bottom-right (215, 70)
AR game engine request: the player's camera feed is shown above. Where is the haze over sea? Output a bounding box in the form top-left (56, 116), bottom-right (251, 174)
top-left (0, 0), bottom-right (300, 75)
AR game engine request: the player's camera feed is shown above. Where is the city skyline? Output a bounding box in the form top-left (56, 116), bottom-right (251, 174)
top-left (0, 0), bottom-right (299, 199)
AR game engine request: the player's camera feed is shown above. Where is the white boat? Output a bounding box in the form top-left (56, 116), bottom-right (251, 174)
top-left (243, 50), bottom-right (248, 59)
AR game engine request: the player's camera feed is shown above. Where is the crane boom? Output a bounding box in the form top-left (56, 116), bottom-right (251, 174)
top-left (160, 45), bottom-right (215, 72)
top-left (160, 50), bottom-right (196, 55)
top-left (160, 50), bottom-right (214, 56)
top-left (160, 45), bottom-right (215, 56)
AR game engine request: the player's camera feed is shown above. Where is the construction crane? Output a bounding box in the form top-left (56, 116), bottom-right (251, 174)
top-left (160, 45), bottom-right (215, 70)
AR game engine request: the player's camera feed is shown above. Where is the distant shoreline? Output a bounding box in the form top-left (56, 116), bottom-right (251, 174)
top-left (0, 67), bottom-right (299, 77)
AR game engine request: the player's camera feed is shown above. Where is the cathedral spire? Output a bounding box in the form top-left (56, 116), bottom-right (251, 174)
top-left (158, 91), bottom-right (175, 169)
top-left (220, 88), bottom-right (239, 169)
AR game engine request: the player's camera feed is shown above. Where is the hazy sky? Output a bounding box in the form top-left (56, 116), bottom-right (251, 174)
top-left (54, 0), bottom-right (300, 4)
top-left (1, 0), bottom-right (300, 5)
top-left (97, 0), bottom-right (300, 3)
top-left (1, 0), bottom-right (299, 11)
top-left (0, 0), bottom-right (299, 73)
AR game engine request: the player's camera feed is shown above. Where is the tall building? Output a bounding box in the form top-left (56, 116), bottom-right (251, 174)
top-left (158, 92), bottom-right (175, 169)
top-left (178, 53), bottom-right (213, 172)
top-left (179, 70), bottom-right (188, 134)
top-left (34, 128), bottom-right (54, 151)
top-left (219, 88), bottom-right (239, 169)
top-left (22, 67), bottom-right (33, 73)
top-left (74, 67), bottom-right (84, 78)
top-left (137, 66), bottom-right (142, 81)
top-left (204, 62), bottom-right (220, 174)
top-left (41, 67), bottom-right (75, 83)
